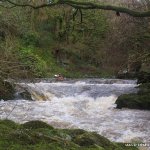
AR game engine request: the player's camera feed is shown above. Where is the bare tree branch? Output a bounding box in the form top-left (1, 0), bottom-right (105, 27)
top-left (6, 102), bottom-right (17, 119)
top-left (0, 0), bottom-right (150, 17)
top-left (0, 0), bottom-right (59, 9)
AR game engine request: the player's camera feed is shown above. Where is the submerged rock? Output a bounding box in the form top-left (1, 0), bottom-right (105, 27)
top-left (15, 84), bottom-right (33, 100)
top-left (15, 83), bottom-right (52, 101)
top-left (116, 83), bottom-right (150, 110)
top-left (20, 90), bottom-right (32, 100)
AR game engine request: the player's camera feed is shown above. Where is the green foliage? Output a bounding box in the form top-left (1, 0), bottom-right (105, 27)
top-left (22, 32), bottom-right (40, 46)
top-left (0, 2), bottom-right (117, 78)
top-left (0, 0), bottom-right (150, 79)
top-left (21, 120), bottom-right (54, 130)
top-left (18, 46), bottom-right (48, 77)
top-left (0, 120), bottom-right (138, 150)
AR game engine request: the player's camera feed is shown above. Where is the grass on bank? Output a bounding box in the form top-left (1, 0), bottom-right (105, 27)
top-left (17, 43), bottom-right (112, 79)
top-left (0, 120), bottom-right (138, 150)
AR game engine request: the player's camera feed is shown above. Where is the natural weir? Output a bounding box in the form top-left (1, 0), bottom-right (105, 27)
top-left (0, 79), bottom-right (150, 144)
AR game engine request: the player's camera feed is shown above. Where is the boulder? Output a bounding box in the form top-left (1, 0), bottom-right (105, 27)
top-left (0, 120), bottom-right (138, 150)
top-left (0, 79), bottom-right (15, 100)
top-left (115, 83), bottom-right (150, 110)
top-left (137, 71), bottom-right (150, 84)
top-left (117, 72), bottom-right (137, 79)
top-left (21, 120), bottom-right (54, 130)
top-left (15, 84), bottom-right (32, 100)
top-left (19, 90), bottom-right (32, 100)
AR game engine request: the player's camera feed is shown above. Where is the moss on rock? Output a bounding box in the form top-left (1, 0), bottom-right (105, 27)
top-left (73, 132), bottom-right (115, 149)
top-left (137, 71), bottom-right (150, 84)
top-left (21, 120), bottom-right (54, 130)
top-left (115, 83), bottom-right (150, 110)
top-left (0, 119), bottom-right (19, 129)
top-left (0, 120), bottom-right (138, 150)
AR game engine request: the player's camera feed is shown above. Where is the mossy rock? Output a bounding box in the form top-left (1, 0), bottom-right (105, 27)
top-left (0, 120), bottom-right (20, 145)
top-left (138, 83), bottom-right (150, 94)
top-left (138, 83), bottom-right (150, 89)
top-left (0, 120), bottom-right (19, 129)
top-left (20, 90), bottom-right (32, 100)
top-left (137, 71), bottom-right (150, 84)
top-left (117, 72), bottom-right (137, 79)
top-left (116, 83), bottom-right (150, 110)
top-left (116, 93), bottom-right (150, 110)
top-left (62, 129), bottom-right (87, 138)
top-left (21, 120), bottom-right (54, 130)
top-left (7, 130), bottom-right (36, 145)
top-left (73, 132), bottom-right (116, 149)
top-left (0, 80), bottom-right (15, 100)
top-left (73, 133), bottom-right (96, 146)
top-left (0, 120), bottom-right (138, 150)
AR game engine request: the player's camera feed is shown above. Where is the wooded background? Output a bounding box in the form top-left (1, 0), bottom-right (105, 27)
top-left (0, 0), bottom-right (150, 79)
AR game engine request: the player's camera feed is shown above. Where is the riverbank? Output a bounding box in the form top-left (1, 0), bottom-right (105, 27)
top-left (0, 119), bottom-right (138, 150)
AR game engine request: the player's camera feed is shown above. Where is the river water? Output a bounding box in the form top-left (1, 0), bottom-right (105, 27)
top-left (0, 79), bottom-right (150, 144)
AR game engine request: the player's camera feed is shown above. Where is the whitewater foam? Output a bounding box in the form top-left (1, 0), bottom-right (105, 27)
top-left (0, 79), bottom-right (150, 144)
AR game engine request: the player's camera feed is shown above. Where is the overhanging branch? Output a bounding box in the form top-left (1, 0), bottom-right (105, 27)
top-left (1, 0), bottom-right (150, 17)
top-left (0, 0), bottom-right (59, 9)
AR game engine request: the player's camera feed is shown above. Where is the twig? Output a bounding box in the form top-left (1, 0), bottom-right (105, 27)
top-left (6, 102), bottom-right (17, 119)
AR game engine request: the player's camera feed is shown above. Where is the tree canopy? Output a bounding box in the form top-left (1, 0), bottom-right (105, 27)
top-left (0, 0), bottom-right (150, 79)
top-left (0, 0), bottom-right (150, 17)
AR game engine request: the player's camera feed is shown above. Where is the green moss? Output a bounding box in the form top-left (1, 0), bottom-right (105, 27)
top-left (137, 72), bottom-right (150, 84)
top-left (62, 129), bottom-right (87, 138)
top-left (73, 133), bottom-right (104, 146)
top-left (116, 83), bottom-right (150, 110)
top-left (138, 83), bottom-right (150, 94)
top-left (116, 93), bottom-right (150, 110)
top-left (21, 120), bottom-right (54, 130)
top-left (0, 120), bottom-right (138, 150)
top-left (18, 46), bottom-right (48, 77)
top-left (73, 132), bottom-right (127, 150)
top-left (0, 120), bottom-right (19, 129)
top-left (8, 130), bottom-right (36, 145)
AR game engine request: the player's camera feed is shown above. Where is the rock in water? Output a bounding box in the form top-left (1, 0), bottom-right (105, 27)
top-left (115, 83), bottom-right (150, 110)
top-left (0, 79), bottom-right (15, 100)
top-left (15, 84), bottom-right (33, 100)
top-left (137, 71), bottom-right (150, 84)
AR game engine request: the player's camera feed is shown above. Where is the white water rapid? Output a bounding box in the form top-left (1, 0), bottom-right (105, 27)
top-left (0, 79), bottom-right (150, 144)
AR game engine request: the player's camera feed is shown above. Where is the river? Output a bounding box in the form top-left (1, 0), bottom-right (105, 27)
top-left (0, 78), bottom-right (150, 144)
